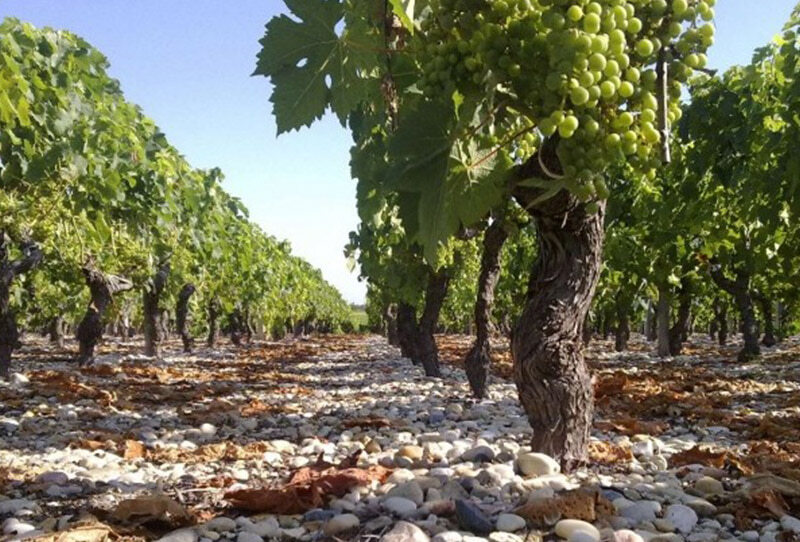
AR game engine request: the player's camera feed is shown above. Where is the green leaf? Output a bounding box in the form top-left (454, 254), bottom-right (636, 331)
top-left (254, 0), bottom-right (381, 133)
top-left (388, 0), bottom-right (415, 33)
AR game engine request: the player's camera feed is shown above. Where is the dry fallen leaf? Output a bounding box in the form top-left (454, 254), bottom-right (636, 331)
top-left (669, 446), bottom-right (728, 469)
top-left (112, 495), bottom-right (192, 525)
top-left (226, 451), bottom-right (391, 514)
top-left (515, 489), bottom-right (614, 525)
top-left (122, 440), bottom-right (146, 460)
top-left (588, 441), bottom-right (634, 464)
top-left (28, 523), bottom-right (115, 542)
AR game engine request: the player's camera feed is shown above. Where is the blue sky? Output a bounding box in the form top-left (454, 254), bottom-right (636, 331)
top-left (0, 1), bottom-right (796, 303)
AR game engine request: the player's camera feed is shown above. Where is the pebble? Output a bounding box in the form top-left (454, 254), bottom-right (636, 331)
top-left (693, 477), bottom-right (724, 496)
top-left (665, 504), bottom-right (698, 534)
top-left (381, 521), bottom-right (431, 542)
top-left (156, 529), bottom-right (198, 542)
top-left (323, 514), bottom-right (360, 536)
top-left (455, 499), bottom-right (494, 535)
top-left (398, 445), bottom-right (425, 460)
top-left (780, 515), bottom-right (800, 534)
top-left (496, 513), bottom-right (526, 533)
top-left (684, 498), bottom-right (716, 517)
top-left (205, 517), bottom-right (237, 532)
top-left (613, 530), bottom-right (644, 542)
top-left (462, 445), bottom-right (495, 463)
top-left (554, 520), bottom-right (600, 541)
top-left (517, 452), bottom-right (560, 477)
top-left (488, 533), bottom-right (524, 542)
top-left (433, 533), bottom-right (464, 542)
top-left (199, 423), bottom-right (217, 436)
top-left (387, 481), bottom-right (425, 505)
top-left (620, 501), bottom-right (659, 524)
top-left (383, 496), bottom-right (418, 517)
top-left (236, 532), bottom-right (262, 542)
top-left (0, 499), bottom-right (36, 515)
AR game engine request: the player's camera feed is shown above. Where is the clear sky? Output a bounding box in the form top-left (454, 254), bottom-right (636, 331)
top-left (0, 1), bottom-right (796, 304)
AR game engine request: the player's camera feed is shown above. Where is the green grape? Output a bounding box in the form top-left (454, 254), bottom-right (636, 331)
top-left (635, 38), bottom-right (654, 57)
top-left (583, 13), bottom-right (601, 33)
top-left (672, 0), bottom-right (689, 16)
top-left (571, 86), bottom-right (591, 105)
top-left (567, 5), bottom-right (584, 22)
top-left (589, 52), bottom-right (607, 71)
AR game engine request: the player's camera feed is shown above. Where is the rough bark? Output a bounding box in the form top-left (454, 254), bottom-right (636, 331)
top-left (511, 181), bottom-right (605, 471)
top-left (49, 316), bottom-right (65, 349)
top-left (712, 297), bottom-right (728, 345)
top-left (709, 263), bottom-right (760, 362)
top-left (143, 262), bottom-right (170, 357)
top-left (656, 286), bottom-right (671, 357)
top-left (753, 291), bottom-right (777, 347)
top-left (206, 299), bottom-right (220, 347)
top-left (385, 304), bottom-right (400, 347)
top-left (614, 303), bottom-right (630, 353)
top-left (465, 219), bottom-right (508, 398)
top-left (176, 283), bottom-right (196, 353)
top-left (0, 236), bottom-right (43, 379)
top-left (668, 277), bottom-right (692, 356)
top-left (582, 313), bottom-right (593, 345)
top-left (645, 300), bottom-right (657, 341)
top-left (396, 302), bottom-right (419, 362)
top-left (76, 262), bottom-right (133, 365)
top-left (415, 268), bottom-right (452, 378)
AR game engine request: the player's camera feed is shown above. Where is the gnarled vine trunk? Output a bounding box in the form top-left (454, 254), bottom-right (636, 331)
top-left (415, 268), bottom-right (451, 378)
top-left (465, 218), bottom-right (508, 398)
top-left (668, 277), bottom-right (692, 355)
top-left (709, 263), bottom-right (760, 362)
top-left (76, 263), bottom-right (133, 365)
top-left (753, 291), bottom-right (777, 347)
top-left (176, 283), bottom-right (196, 353)
top-left (385, 304), bottom-right (400, 347)
top-left (49, 316), bottom-right (65, 349)
top-left (614, 301), bottom-right (630, 353)
top-left (511, 184), bottom-right (605, 471)
top-left (645, 300), bottom-right (657, 341)
top-left (712, 297), bottom-right (728, 345)
top-left (396, 302), bottom-right (419, 362)
top-left (206, 299), bottom-right (220, 347)
top-left (0, 237), bottom-right (43, 379)
top-left (143, 262), bottom-right (170, 357)
top-left (656, 286), bottom-right (671, 357)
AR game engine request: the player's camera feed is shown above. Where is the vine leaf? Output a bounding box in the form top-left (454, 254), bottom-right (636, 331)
top-left (388, 100), bottom-right (505, 263)
top-left (389, 0), bottom-right (415, 32)
top-left (254, 0), bottom-right (381, 133)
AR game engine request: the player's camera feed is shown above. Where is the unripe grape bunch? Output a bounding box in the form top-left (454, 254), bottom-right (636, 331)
top-left (417, 0), bottom-right (715, 204)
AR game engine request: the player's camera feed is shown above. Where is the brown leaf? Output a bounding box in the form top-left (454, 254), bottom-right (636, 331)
top-left (111, 495), bottom-right (192, 525)
top-left (122, 440), bottom-right (146, 460)
top-left (751, 489), bottom-right (789, 517)
top-left (226, 458), bottom-right (391, 514)
top-left (28, 523), bottom-right (115, 542)
top-left (669, 446), bottom-right (728, 469)
top-left (515, 489), bottom-right (613, 526)
top-left (588, 441), bottom-right (634, 464)
top-left (341, 416), bottom-right (393, 429)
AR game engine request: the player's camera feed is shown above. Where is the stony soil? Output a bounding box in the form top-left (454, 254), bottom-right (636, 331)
top-left (2, 334), bottom-right (800, 542)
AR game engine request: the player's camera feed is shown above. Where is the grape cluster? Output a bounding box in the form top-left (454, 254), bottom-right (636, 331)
top-left (418, 0), bottom-right (715, 204)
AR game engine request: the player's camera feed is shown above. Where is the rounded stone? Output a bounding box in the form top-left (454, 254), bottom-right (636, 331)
top-left (323, 514), bottom-right (360, 536)
top-left (517, 452), bottom-right (560, 477)
top-left (236, 533), bottom-right (263, 542)
top-left (381, 521), bottom-right (430, 542)
top-left (665, 504), bottom-right (698, 534)
top-left (554, 520), bottom-right (600, 541)
top-left (496, 514), bottom-right (526, 533)
top-left (693, 477), bottom-right (724, 496)
top-left (383, 496), bottom-right (418, 517)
